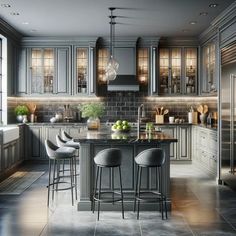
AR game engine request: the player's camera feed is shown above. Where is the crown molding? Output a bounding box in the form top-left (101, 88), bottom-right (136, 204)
top-left (0, 18), bottom-right (22, 42)
top-left (20, 36), bottom-right (99, 47)
top-left (159, 37), bottom-right (199, 47)
top-left (199, 1), bottom-right (236, 43)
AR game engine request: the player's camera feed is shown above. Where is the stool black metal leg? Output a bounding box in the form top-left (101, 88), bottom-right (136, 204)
top-left (111, 167), bottom-right (114, 205)
top-left (134, 164), bottom-right (139, 212)
top-left (70, 159), bottom-right (74, 206)
top-left (158, 167), bottom-right (164, 219)
top-left (63, 159), bottom-right (65, 175)
top-left (137, 166), bottom-right (142, 220)
top-left (52, 159), bottom-right (57, 201)
top-left (56, 160), bottom-right (61, 191)
top-left (118, 166), bottom-right (124, 219)
top-left (97, 167), bottom-right (102, 221)
top-left (47, 159), bottom-right (52, 206)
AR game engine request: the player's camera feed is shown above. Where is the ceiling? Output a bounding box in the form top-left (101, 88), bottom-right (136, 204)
top-left (0, 0), bottom-right (235, 38)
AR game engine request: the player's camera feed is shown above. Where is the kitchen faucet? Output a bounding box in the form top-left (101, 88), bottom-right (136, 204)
top-left (137, 104), bottom-right (145, 138)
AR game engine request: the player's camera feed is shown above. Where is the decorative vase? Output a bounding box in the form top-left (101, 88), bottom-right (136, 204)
top-left (16, 115), bottom-right (23, 123)
top-left (199, 113), bottom-right (206, 124)
top-left (87, 117), bottom-right (100, 130)
top-left (22, 115), bottom-right (28, 123)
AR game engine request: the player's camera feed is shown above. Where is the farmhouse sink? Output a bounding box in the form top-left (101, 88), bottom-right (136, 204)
top-left (0, 126), bottom-right (19, 144)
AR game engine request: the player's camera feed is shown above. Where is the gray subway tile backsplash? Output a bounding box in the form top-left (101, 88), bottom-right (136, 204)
top-left (7, 92), bottom-right (217, 124)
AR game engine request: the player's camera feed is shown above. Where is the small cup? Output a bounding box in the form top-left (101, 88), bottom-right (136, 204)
top-left (169, 116), bottom-right (174, 123)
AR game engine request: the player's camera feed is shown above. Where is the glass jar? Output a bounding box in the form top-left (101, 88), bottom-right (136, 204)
top-left (87, 117), bottom-right (100, 130)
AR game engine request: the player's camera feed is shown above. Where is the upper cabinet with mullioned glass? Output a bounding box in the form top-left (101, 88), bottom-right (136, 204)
top-left (137, 48), bottom-right (149, 86)
top-left (201, 41), bottom-right (217, 94)
top-left (31, 48), bottom-right (54, 94)
top-left (97, 48), bottom-right (109, 84)
top-left (158, 47), bottom-right (197, 95)
top-left (76, 48), bottom-right (88, 94)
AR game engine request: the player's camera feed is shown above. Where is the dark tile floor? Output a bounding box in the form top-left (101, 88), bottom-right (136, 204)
top-left (0, 163), bottom-right (236, 236)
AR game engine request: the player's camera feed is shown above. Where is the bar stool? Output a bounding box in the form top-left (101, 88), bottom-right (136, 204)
top-left (56, 135), bottom-right (79, 199)
top-left (92, 148), bottom-right (124, 220)
top-left (45, 139), bottom-right (76, 206)
top-left (134, 148), bottom-right (167, 220)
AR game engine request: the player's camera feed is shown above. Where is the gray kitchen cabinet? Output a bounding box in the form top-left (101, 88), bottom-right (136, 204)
top-left (18, 124), bottom-right (25, 161)
top-left (16, 46), bottom-right (71, 96)
top-left (192, 126), bottom-right (217, 176)
top-left (161, 125), bottom-right (191, 161)
top-left (56, 47), bottom-right (71, 95)
top-left (201, 40), bottom-right (218, 95)
top-left (158, 47), bottom-right (198, 96)
top-left (160, 126), bottom-right (177, 160)
top-left (16, 47), bottom-right (28, 95)
top-left (73, 46), bottom-right (96, 96)
top-left (178, 125), bottom-right (191, 160)
top-left (25, 125), bottom-right (44, 160)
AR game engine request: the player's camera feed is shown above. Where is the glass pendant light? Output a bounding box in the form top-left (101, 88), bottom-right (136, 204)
top-left (105, 7), bottom-right (119, 81)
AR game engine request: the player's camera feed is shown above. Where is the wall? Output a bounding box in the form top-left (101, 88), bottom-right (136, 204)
top-left (7, 94), bottom-right (217, 124)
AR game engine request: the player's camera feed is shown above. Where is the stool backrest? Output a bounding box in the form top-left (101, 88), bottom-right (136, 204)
top-left (135, 148), bottom-right (165, 167)
top-left (45, 139), bottom-right (58, 159)
top-left (94, 148), bottom-right (122, 167)
top-left (62, 130), bottom-right (72, 141)
top-left (56, 134), bottom-right (67, 147)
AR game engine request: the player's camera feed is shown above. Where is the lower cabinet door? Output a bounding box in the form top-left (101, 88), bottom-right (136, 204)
top-left (178, 126), bottom-right (191, 160)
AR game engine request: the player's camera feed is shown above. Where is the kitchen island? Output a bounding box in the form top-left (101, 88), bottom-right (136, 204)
top-left (74, 126), bottom-right (177, 211)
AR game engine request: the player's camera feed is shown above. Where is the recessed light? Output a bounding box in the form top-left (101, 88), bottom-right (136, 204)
top-left (10, 12), bottom-right (19, 16)
top-left (189, 21), bottom-right (197, 25)
top-left (1, 3), bottom-right (11, 8)
top-left (30, 29), bottom-right (37, 32)
top-left (22, 22), bottom-right (29, 25)
top-left (209, 3), bottom-right (218, 8)
top-left (199, 12), bottom-right (208, 16)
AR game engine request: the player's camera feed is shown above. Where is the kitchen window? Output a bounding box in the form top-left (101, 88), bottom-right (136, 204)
top-left (0, 38), bottom-right (2, 123)
top-left (0, 35), bottom-right (7, 124)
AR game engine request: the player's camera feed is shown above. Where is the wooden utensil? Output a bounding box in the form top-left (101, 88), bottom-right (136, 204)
top-left (155, 107), bottom-right (159, 115)
top-left (197, 105), bottom-right (203, 114)
top-left (203, 105), bottom-right (208, 114)
top-left (160, 107), bottom-right (164, 115)
top-left (163, 109), bottom-right (169, 115)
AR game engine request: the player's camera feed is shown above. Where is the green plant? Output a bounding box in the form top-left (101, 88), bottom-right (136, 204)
top-left (14, 105), bottom-right (30, 116)
top-left (79, 103), bottom-right (105, 118)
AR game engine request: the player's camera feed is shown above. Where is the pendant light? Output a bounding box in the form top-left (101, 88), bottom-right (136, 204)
top-left (105, 7), bottom-right (119, 81)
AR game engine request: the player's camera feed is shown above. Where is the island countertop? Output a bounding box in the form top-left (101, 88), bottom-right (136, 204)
top-left (73, 126), bottom-right (177, 143)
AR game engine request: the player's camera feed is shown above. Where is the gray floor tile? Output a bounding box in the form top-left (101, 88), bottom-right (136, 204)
top-left (189, 222), bottom-right (236, 236)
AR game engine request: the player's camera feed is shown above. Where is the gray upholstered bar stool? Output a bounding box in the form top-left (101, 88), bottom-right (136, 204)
top-left (134, 148), bottom-right (167, 220)
top-left (45, 139), bottom-right (76, 206)
top-left (92, 148), bottom-right (124, 220)
top-left (56, 134), bottom-right (80, 200)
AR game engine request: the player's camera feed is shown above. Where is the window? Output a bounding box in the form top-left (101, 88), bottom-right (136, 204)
top-left (0, 38), bottom-right (2, 123)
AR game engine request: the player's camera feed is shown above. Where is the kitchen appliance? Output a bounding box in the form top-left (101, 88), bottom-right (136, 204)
top-left (220, 40), bottom-right (236, 190)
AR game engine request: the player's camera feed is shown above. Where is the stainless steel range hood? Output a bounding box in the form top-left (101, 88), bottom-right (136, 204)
top-left (107, 75), bottom-right (139, 91)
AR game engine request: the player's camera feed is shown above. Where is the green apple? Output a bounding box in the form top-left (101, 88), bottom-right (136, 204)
top-left (116, 120), bottom-right (122, 126)
top-left (117, 125), bottom-right (122, 130)
top-left (122, 120), bottom-right (128, 125)
top-left (122, 125), bottom-right (128, 130)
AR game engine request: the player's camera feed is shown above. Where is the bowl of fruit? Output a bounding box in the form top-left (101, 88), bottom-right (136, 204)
top-left (111, 120), bottom-right (131, 133)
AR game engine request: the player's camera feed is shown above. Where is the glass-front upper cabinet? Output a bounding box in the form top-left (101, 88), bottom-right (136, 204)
top-left (184, 48), bottom-right (197, 94)
top-left (137, 48), bottom-right (149, 91)
top-left (76, 48), bottom-right (88, 94)
top-left (31, 48), bottom-right (54, 94)
top-left (97, 48), bottom-right (109, 85)
top-left (137, 48), bottom-right (149, 86)
top-left (201, 42), bottom-right (217, 94)
top-left (158, 47), bottom-right (198, 95)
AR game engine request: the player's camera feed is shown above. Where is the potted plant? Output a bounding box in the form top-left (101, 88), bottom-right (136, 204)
top-left (14, 105), bottom-right (30, 123)
top-left (79, 103), bottom-right (105, 130)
